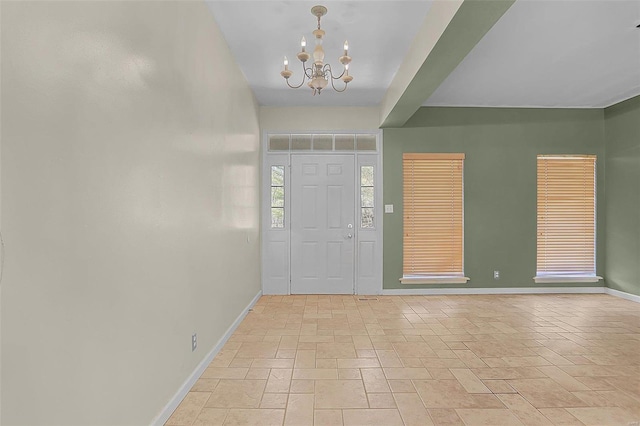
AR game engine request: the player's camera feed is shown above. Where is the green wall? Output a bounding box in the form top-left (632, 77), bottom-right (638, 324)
top-left (383, 107), bottom-right (606, 290)
top-left (604, 96), bottom-right (640, 296)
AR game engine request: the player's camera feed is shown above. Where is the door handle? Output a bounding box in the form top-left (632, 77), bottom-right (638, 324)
top-left (347, 233), bottom-right (353, 239)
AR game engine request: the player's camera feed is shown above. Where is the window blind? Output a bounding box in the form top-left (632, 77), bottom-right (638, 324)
top-left (403, 153), bottom-right (465, 277)
top-left (537, 155), bottom-right (596, 276)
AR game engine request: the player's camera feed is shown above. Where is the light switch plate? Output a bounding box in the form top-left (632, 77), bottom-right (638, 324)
top-left (384, 204), bottom-right (394, 213)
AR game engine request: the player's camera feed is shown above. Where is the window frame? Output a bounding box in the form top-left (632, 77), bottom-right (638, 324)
top-left (534, 154), bottom-right (602, 283)
top-left (360, 165), bottom-right (375, 229)
top-left (400, 153), bottom-right (469, 285)
top-left (270, 165), bottom-right (285, 229)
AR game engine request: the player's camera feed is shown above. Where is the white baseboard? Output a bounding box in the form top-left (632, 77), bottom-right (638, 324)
top-left (380, 285), bottom-right (640, 302)
top-left (605, 287), bottom-right (640, 303)
top-left (151, 290), bottom-right (263, 426)
top-left (381, 286), bottom-right (606, 296)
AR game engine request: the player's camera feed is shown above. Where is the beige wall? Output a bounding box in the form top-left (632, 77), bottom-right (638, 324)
top-left (260, 106), bottom-right (380, 132)
top-left (1, 1), bottom-right (260, 424)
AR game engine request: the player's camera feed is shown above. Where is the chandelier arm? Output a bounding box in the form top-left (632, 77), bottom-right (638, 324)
top-left (304, 64), bottom-right (314, 79)
top-left (285, 78), bottom-right (306, 89)
top-left (323, 63), bottom-right (346, 80)
top-left (329, 76), bottom-right (349, 93)
top-left (285, 61), bottom-right (310, 89)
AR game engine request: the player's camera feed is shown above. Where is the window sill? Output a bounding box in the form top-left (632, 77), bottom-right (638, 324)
top-left (533, 275), bottom-right (602, 284)
top-left (400, 276), bottom-right (470, 285)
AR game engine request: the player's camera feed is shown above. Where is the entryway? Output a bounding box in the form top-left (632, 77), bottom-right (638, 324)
top-left (261, 132), bottom-right (382, 295)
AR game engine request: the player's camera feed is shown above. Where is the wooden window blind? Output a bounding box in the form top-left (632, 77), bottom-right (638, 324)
top-left (403, 153), bottom-right (465, 278)
top-left (537, 155), bottom-right (596, 276)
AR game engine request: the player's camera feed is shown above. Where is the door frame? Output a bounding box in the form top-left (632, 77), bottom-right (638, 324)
top-left (261, 131), bottom-right (383, 295)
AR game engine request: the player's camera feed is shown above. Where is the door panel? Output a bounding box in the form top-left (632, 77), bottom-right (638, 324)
top-left (291, 155), bottom-right (355, 294)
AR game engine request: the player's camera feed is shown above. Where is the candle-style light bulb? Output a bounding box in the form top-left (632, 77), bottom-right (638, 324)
top-left (301, 36), bottom-right (307, 52)
top-left (284, 56), bottom-right (289, 70)
top-left (343, 40), bottom-right (349, 55)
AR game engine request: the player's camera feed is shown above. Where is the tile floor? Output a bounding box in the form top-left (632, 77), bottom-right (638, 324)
top-left (166, 294), bottom-right (640, 426)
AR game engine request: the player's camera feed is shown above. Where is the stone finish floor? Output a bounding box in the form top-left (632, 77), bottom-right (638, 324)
top-left (167, 294), bottom-right (640, 425)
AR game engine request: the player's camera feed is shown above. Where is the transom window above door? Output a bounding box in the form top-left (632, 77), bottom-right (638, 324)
top-left (268, 133), bottom-right (377, 152)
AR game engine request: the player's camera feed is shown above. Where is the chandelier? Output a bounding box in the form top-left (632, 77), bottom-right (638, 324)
top-left (280, 5), bottom-right (352, 95)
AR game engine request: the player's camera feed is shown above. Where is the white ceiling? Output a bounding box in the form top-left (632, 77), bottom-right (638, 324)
top-left (424, 0), bottom-right (640, 108)
top-left (206, 1), bottom-right (433, 107)
top-left (207, 1), bottom-right (640, 109)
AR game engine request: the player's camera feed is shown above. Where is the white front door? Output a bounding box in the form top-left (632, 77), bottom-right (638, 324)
top-left (291, 154), bottom-right (355, 294)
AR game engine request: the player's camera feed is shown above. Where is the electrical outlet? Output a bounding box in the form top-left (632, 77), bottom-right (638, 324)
top-left (494, 270), bottom-right (500, 280)
top-left (192, 333), bottom-right (197, 352)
